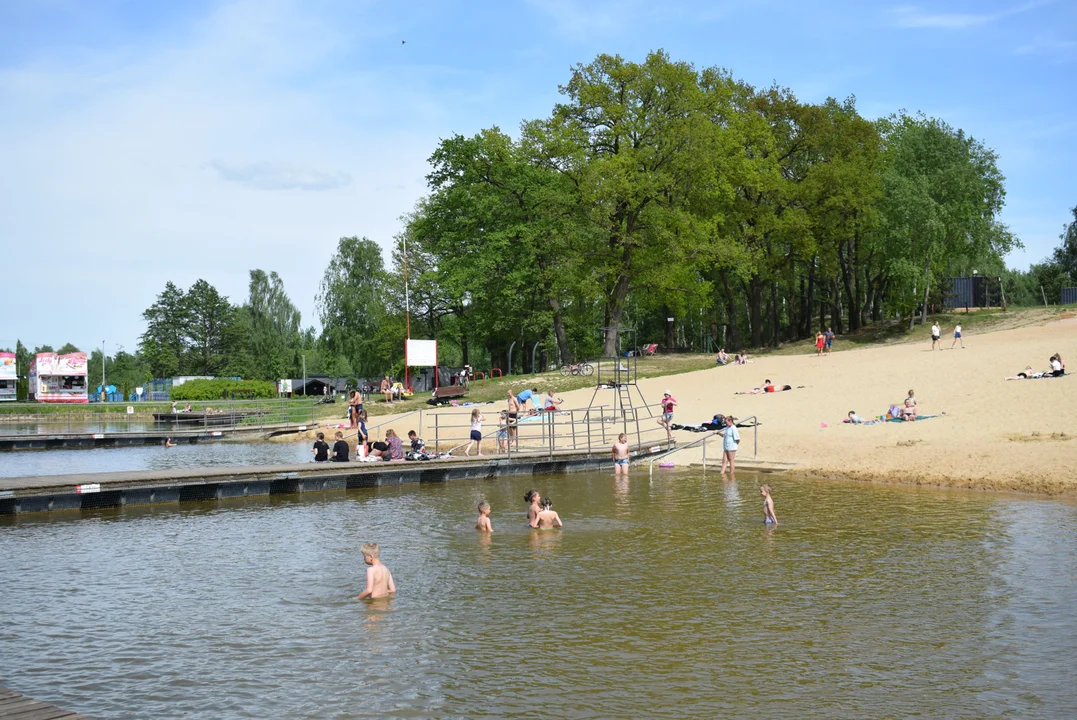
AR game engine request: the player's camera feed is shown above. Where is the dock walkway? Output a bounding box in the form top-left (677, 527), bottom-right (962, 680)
top-left (0, 446), bottom-right (646, 516)
top-left (0, 685), bottom-right (89, 719)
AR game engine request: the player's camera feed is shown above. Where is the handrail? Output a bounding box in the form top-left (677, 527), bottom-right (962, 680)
top-left (648, 432), bottom-right (719, 477)
top-left (646, 415), bottom-right (759, 476)
top-left (337, 409), bottom-right (423, 443)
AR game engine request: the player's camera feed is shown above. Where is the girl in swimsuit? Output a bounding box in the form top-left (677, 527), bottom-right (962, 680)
top-left (534, 497), bottom-right (563, 529)
top-left (761, 485), bottom-right (777, 525)
top-left (524, 490), bottom-right (541, 528)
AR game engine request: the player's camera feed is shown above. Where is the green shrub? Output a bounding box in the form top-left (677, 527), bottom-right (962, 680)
top-left (169, 379), bottom-right (277, 401)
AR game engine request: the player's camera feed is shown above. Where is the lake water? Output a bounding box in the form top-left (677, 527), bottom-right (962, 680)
top-left (0, 440), bottom-right (311, 478)
top-left (1, 471), bottom-right (1075, 719)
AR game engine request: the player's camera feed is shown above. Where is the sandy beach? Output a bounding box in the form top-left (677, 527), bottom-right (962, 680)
top-left (297, 315), bottom-right (1075, 495)
top-left (580, 316), bottom-right (1076, 495)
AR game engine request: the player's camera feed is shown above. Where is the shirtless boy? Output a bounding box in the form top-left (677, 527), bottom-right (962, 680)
top-left (476, 501), bottom-right (493, 532)
top-left (356, 542), bottom-right (396, 600)
top-left (612, 433), bottom-right (630, 476)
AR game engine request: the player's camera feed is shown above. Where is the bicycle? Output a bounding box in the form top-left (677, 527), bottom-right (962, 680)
top-left (559, 361), bottom-right (594, 377)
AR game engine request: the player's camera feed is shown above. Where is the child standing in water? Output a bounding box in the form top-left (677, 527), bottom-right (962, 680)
top-left (475, 501), bottom-right (493, 532)
top-left (761, 485), bottom-right (778, 525)
top-left (612, 433), bottom-right (630, 476)
top-left (524, 490), bottom-right (541, 528)
top-left (534, 497), bottom-right (563, 529)
top-left (464, 409), bottom-right (484, 457)
top-left (356, 542), bottom-right (396, 600)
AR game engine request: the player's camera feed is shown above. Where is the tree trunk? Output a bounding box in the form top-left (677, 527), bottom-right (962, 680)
top-left (838, 240), bottom-right (860, 332)
top-left (770, 282), bottom-right (780, 346)
top-left (748, 276), bottom-right (763, 348)
top-left (602, 271), bottom-right (631, 356)
top-left (831, 279), bottom-right (844, 335)
top-left (802, 259), bottom-right (816, 338)
top-left (719, 270), bottom-right (742, 351)
top-left (549, 295), bottom-right (572, 365)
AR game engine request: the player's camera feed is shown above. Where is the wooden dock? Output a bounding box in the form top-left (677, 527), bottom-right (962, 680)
top-left (0, 445), bottom-right (662, 516)
top-left (0, 685), bottom-right (90, 719)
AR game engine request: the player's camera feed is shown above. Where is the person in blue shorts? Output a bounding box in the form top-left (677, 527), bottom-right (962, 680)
top-left (951, 323), bottom-right (965, 349)
top-left (612, 433), bottom-right (630, 476)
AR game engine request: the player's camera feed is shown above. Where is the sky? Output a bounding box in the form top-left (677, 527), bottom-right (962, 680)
top-left (1, 0), bottom-right (1074, 355)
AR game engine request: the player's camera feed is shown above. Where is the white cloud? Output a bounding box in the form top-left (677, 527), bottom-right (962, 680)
top-left (210, 161), bottom-right (352, 191)
top-left (889, 0), bottom-right (1055, 29)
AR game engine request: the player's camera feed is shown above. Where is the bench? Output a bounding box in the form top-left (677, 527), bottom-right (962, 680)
top-left (427, 384), bottom-right (467, 406)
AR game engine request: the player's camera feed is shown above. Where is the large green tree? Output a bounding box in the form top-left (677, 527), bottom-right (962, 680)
top-left (316, 236), bottom-right (389, 376)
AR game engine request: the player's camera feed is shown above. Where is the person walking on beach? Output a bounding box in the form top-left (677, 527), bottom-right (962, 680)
top-left (825, 326), bottom-right (835, 355)
top-left (719, 415), bottom-right (739, 480)
top-left (657, 391), bottom-right (677, 444)
top-left (931, 321), bottom-right (942, 350)
top-left (815, 331), bottom-right (825, 357)
top-left (356, 543), bottom-right (395, 600)
top-left (761, 485), bottom-right (778, 525)
top-left (464, 409), bottom-right (484, 457)
top-left (951, 323), bottom-right (965, 349)
top-left (612, 433), bottom-right (630, 476)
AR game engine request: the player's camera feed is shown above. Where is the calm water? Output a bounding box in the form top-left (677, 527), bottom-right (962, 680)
top-left (0, 421), bottom-right (155, 435)
top-left (0, 440), bottom-right (311, 477)
top-left (1, 472), bottom-right (1075, 719)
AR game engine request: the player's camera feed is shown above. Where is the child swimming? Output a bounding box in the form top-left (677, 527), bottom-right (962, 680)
top-left (761, 485), bottom-right (778, 525)
top-left (534, 497), bottom-right (563, 529)
top-left (475, 501), bottom-right (493, 532)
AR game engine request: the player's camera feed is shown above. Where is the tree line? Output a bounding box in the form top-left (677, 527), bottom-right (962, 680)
top-left (6, 51), bottom-right (1075, 385)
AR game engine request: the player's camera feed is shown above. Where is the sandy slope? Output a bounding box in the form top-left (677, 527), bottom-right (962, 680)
top-left (578, 316), bottom-right (1075, 494)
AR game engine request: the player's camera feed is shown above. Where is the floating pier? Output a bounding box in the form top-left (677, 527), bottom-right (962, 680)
top-left (0, 446), bottom-right (664, 516)
top-left (0, 422), bottom-right (314, 451)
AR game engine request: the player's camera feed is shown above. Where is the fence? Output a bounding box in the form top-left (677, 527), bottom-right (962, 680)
top-left (428, 404), bottom-right (674, 459)
top-left (1062, 288), bottom-right (1077, 305)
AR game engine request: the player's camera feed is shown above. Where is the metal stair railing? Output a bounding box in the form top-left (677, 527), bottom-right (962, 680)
top-left (646, 415), bottom-right (759, 476)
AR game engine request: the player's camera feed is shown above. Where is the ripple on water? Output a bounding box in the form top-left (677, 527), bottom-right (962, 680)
top-left (1, 472), bottom-right (1076, 719)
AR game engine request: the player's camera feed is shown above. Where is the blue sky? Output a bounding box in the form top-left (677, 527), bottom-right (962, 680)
top-left (1, 0), bottom-right (1074, 354)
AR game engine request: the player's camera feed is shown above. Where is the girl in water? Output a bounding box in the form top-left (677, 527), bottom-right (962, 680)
top-left (524, 490), bottom-right (541, 528)
top-left (761, 485), bottom-right (778, 525)
top-left (534, 497), bottom-right (563, 529)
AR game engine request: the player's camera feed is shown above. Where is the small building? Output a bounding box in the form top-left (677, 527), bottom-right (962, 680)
top-left (29, 352), bottom-right (88, 403)
top-left (0, 352), bottom-right (16, 402)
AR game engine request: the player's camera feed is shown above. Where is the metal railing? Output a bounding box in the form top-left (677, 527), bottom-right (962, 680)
top-left (646, 415), bottom-right (759, 475)
top-left (426, 403), bottom-right (672, 459)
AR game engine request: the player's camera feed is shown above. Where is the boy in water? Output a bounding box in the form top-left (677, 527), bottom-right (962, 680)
top-left (761, 485), bottom-right (778, 525)
top-left (612, 433), bottom-right (630, 476)
top-left (357, 542), bottom-right (396, 600)
top-left (534, 497), bottom-right (563, 529)
top-left (476, 501), bottom-right (493, 532)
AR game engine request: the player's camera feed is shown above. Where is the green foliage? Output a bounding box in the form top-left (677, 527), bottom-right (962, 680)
top-left (316, 236), bottom-right (389, 376)
top-left (169, 379), bottom-right (277, 401)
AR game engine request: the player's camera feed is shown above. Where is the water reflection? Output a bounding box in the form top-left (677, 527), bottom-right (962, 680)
top-left (0, 473), bottom-right (1075, 720)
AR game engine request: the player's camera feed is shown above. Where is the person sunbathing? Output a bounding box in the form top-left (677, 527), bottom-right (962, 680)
top-left (734, 379), bottom-right (792, 395)
top-left (1005, 365), bottom-right (1043, 380)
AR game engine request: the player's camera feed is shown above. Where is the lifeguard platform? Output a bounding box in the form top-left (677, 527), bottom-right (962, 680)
top-left (586, 352), bottom-right (655, 436)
